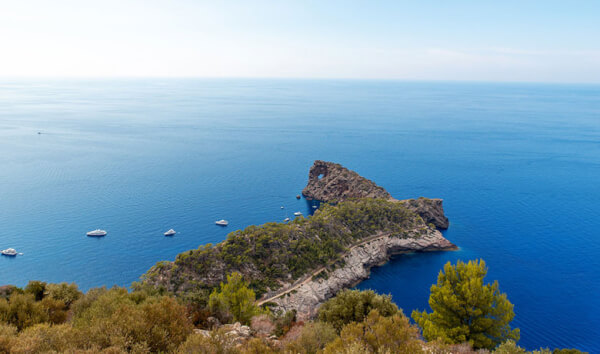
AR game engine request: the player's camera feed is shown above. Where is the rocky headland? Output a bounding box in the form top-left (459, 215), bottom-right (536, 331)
top-left (302, 160), bottom-right (449, 229)
top-left (142, 160), bottom-right (455, 319)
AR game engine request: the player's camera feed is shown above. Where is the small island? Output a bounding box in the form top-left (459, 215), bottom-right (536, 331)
top-left (142, 160), bottom-right (456, 318)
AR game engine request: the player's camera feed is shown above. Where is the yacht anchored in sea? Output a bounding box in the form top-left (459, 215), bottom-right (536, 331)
top-left (86, 229), bottom-right (107, 237)
top-left (1, 248), bottom-right (18, 256)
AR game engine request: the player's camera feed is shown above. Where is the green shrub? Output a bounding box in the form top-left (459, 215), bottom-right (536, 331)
top-left (318, 289), bottom-right (399, 332)
top-left (209, 272), bottom-right (262, 325)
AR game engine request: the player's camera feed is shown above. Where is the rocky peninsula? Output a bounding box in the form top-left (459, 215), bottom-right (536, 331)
top-left (142, 161), bottom-right (455, 318)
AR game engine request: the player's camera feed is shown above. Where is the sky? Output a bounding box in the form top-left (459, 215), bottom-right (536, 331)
top-left (1, 0), bottom-right (599, 82)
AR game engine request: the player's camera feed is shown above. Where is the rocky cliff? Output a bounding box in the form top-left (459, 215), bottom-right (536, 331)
top-left (261, 227), bottom-right (455, 319)
top-left (399, 197), bottom-right (450, 230)
top-left (302, 160), bottom-right (449, 229)
top-left (302, 160), bottom-right (391, 202)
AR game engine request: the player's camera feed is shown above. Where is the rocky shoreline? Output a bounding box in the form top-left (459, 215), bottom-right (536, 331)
top-left (259, 227), bottom-right (456, 319)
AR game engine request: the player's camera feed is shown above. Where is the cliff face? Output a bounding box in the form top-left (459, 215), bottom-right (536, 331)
top-left (262, 228), bottom-right (455, 320)
top-left (302, 160), bottom-right (449, 229)
top-left (302, 160), bottom-right (391, 202)
top-left (399, 198), bottom-right (450, 230)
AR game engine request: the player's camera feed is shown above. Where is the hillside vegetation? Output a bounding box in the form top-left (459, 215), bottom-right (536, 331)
top-left (0, 267), bottom-right (586, 353)
top-left (141, 198), bottom-right (425, 301)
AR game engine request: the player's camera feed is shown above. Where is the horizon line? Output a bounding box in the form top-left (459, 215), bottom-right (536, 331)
top-left (1, 75), bottom-right (599, 86)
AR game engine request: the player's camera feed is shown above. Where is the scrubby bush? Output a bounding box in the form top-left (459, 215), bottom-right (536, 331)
top-left (0, 323), bottom-right (17, 352)
top-left (177, 329), bottom-right (237, 354)
top-left (284, 321), bottom-right (337, 354)
top-left (10, 323), bottom-right (80, 353)
top-left (0, 293), bottom-right (48, 330)
top-left (209, 272), bottom-right (263, 325)
top-left (318, 289), bottom-right (399, 332)
top-left (72, 288), bottom-right (192, 352)
top-left (323, 309), bottom-right (423, 354)
top-left (273, 310), bottom-right (296, 337)
top-left (45, 282), bottom-right (82, 307)
top-left (24, 281), bottom-right (47, 301)
top-left (494, 340), bottom-right (529, 353)
top-left (39, 297), bottom-right (68, 324)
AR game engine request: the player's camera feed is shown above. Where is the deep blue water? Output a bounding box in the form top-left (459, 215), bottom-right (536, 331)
top-left (0, 79), bottom-right (598, 351)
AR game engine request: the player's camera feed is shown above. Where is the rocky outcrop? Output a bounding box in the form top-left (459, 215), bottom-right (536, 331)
top-left (261, 227), bottom-right (456, 320)
top-left (399, 198), bottom-right (450, 230)
top-left (194, 322), bottom-right (252, 345)
top-left (302, 160), bottom-right (449, 229)
top-left (302, 160), bottom-right (391, 202)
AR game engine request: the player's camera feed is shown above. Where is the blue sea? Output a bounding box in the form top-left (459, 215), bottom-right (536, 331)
top-left (0, 79), bottom-right (598, 351)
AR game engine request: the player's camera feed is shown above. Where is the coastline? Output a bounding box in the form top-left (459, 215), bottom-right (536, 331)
top-left (260, 226), bottom-right (456, 319)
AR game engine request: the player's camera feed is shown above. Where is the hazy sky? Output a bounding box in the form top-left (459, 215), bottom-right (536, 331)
top-left (1, 0), bottom-right (599, 82)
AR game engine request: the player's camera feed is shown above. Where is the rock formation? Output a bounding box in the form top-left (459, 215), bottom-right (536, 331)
top-left (302, 160), bottom-right (449, 229)
top-left (399, 198), bottom-right (450, 230)
top-left (302, 160), bottom-right (391, 202)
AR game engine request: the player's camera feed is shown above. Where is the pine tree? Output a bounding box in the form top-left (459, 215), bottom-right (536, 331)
top-left (412, 260), bottom-right (519, 350)
top-left (209, 272), bottom-right (261, 325)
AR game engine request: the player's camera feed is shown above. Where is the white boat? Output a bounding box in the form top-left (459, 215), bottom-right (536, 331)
top-left (215, 219), bottom-right (229, 226)
top-left (86, 229), bottom-right (107, 237)
top-left (293, 211), bottom-right (302, 216)
top-left (284, 217), bottom-right (290, 222)
top-left (1, 248), bottom-right (17, 256)
top-left (312, 205), bottom-right (317, 209)
top-left (164, 229), bottom-right (176, 236)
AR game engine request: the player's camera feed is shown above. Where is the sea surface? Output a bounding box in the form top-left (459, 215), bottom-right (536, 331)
top-left (0, 79), bottom-right (598, 351)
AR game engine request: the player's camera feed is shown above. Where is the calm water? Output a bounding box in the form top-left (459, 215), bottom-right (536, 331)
top-left (0, 79), bottom-right (598, 351)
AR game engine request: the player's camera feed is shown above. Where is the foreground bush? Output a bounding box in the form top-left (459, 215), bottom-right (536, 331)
top-left (323, 309), bottom-right (422, 353)
top-left (209, 272), bottom-right (263, 325)
top-left (0, 269), bottom-right (588, 353)
top-left (318, 289), bottom-right (399, 332)
top-left (284, 321), bottom-right (337, 354)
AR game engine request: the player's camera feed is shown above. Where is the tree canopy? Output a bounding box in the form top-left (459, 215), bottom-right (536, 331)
top-left (412, 259), bottom-right (520, 350)
top-left (209, 272), bottom-right (262, 325)
top-left (323, 309), bottom-right (423, 354)
top-left (318, 289), bottom-right (399, 332)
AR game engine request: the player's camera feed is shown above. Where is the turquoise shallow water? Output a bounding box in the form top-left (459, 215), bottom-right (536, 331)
top-left (0, 79), bottom-right (599, 351)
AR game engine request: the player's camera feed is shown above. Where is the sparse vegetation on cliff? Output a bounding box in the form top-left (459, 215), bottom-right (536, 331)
top-left (140, 198), bottom-right (427, 301)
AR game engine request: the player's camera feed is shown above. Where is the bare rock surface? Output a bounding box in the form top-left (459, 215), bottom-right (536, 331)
top-left (399, 198), bottom-right (450, 230)
top-left (302, 160), bottom-right (391, 202)
top-left (302, 160), bottom-right (449, 229)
